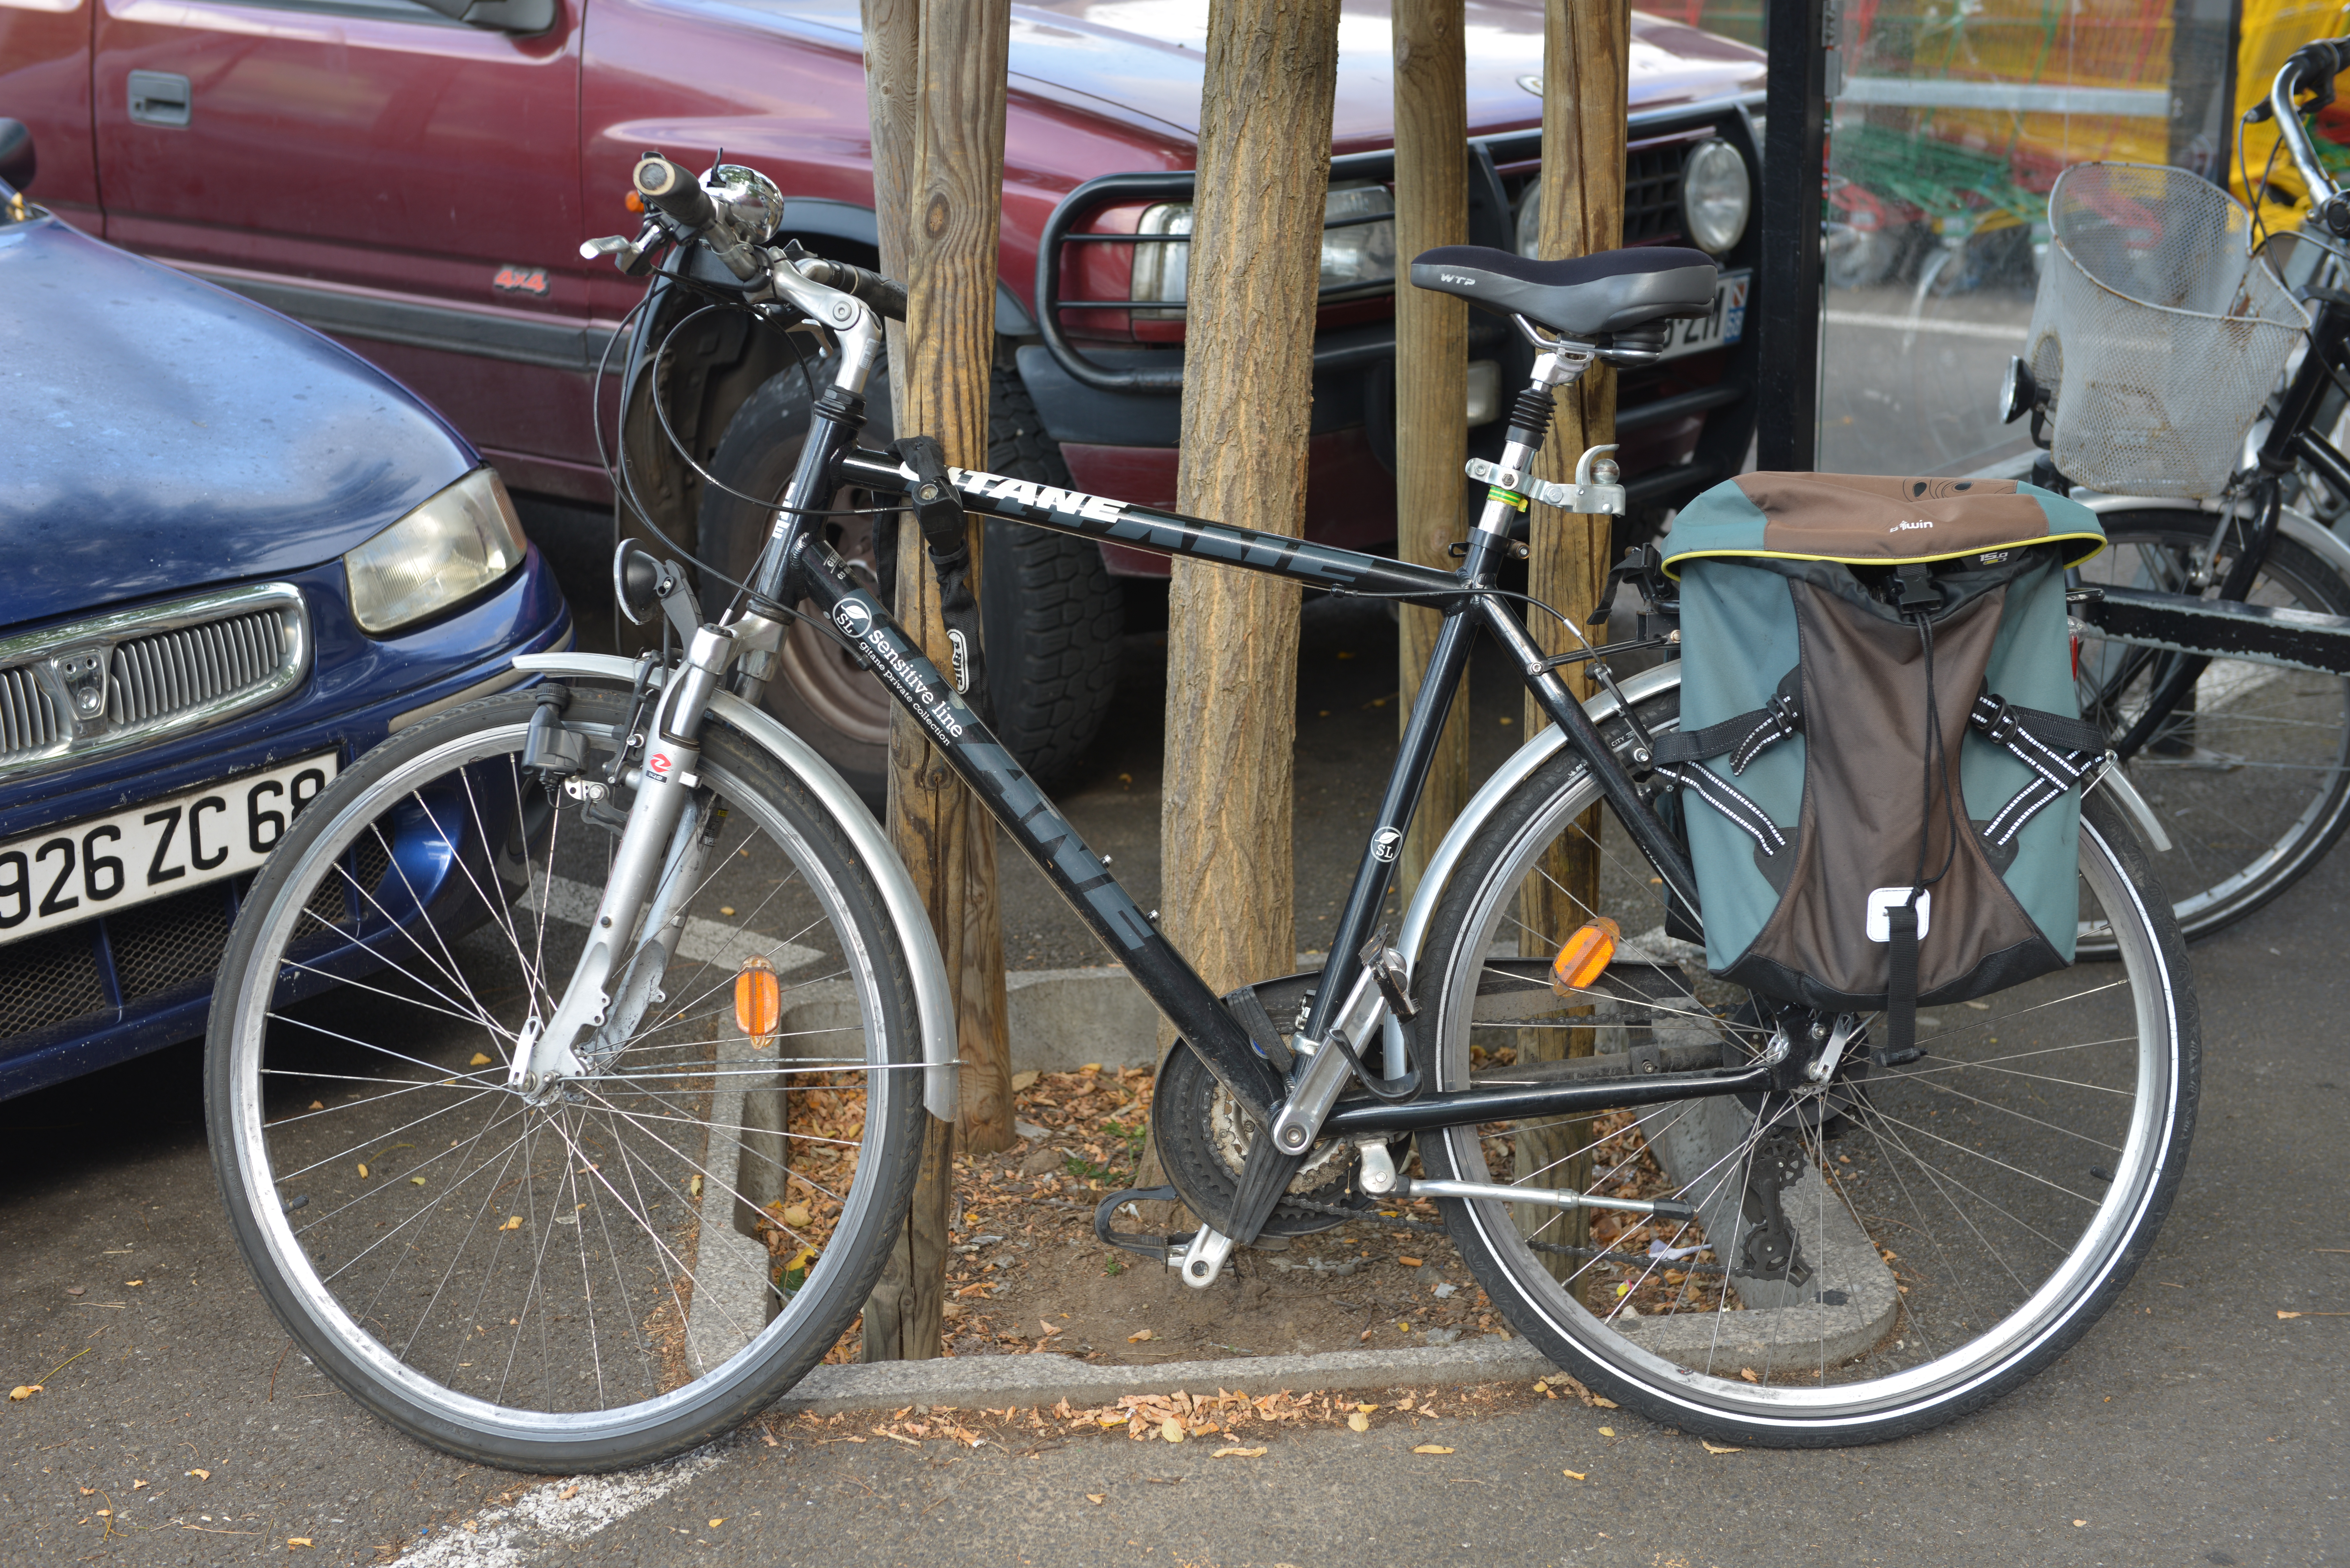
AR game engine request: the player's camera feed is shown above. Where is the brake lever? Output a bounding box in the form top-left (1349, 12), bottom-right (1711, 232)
top-left (581, 221), bottom-right (664, 278)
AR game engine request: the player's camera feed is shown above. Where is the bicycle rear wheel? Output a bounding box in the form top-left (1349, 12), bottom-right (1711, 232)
top-left (2077, 514), bottom-right (2350, 943)
top-left (1416, 680), bottom-right (2196, 1446)
top-left (206, 687), bottom-right (925, 1471)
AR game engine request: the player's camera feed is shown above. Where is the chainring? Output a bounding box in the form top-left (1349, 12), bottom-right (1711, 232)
top-left (1151, 1040), bottom-right (1366, 1237)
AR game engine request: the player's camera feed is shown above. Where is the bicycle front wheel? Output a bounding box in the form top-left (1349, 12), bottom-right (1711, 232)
top-left (1417, 681), bottom-right (2196, 1446)
top-left (2077, 514), bottom-right (2350, 943)
top-left (206, 687), bottom-right (925, 1471)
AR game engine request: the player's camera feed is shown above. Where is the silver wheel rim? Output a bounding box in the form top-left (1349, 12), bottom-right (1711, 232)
top-left (1433, 724), bottom-right (2180, 1434)
top-left (223, 716), bottom-right (897, 1444)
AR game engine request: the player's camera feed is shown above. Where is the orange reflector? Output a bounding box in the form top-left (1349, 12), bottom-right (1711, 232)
top-left (735, 954), bottom-right (780, 1048)
top-left (1550, 916), bottom-right (1621, 996)
top-left (624, 190), bottom-right (646, 215)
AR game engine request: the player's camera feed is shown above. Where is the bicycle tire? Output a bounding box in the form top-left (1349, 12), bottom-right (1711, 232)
top-left (205, 687), bottom-right (926, 1471)
top-left (1416, 677), bottom-right (2197, 1446)
top-left (2074, 515), bottom-right (2350, 944)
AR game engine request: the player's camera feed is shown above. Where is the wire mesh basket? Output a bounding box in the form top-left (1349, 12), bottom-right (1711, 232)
top-left (2024, 163), bottom-right (2308, 497)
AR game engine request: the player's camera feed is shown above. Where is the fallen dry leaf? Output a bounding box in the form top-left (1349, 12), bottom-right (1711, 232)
top-left (287, 1540), bottom-right (313, 1549)
top-left (355, 1164), bottom-right (368, 1179)
top-left (185, 1469), bottom-right (209, 1481)
top-left (1159, 1418), bottom-right (1184, 1443)
top-left (499, 1216), bottom-right (523, 1232)
top-left (1346, 1413), bottom-right (1370, 1433)
top-left (125, 1280), bottom-right (143, 1287)
top-left (2278, 1310), bottom-right (2303, 1320)
top-left (708, 1519), bottom-right (724, 1529)
top-left (1413, 1445), bottom-right (1454, 1455)
top-left (8, 1385), bottom-right (36, 1401)
top-left (1739, 1367), bottom-right (1760, 1383)
top-left (2073, 1520), bottom-right (2087, 1528)
top-left (558, 1486), bottom-right (579, 1501)
top-left (307, 1100), bottom-right (324, 1110)
top-left (469, 1053), bottom-right (493, 1067)
top-left (1086, 1494), bottom-right (1104, 1504)
top-left (1701, 1440), bottom-right (1742, 1454)
top-left (1013, 1071), bottom-right (1041, 1091)
top-left (1597, 1426), bottom-right (1616, 1437)
top-left (130, 1480), bottom-right (147, 1490)
top-left (1213, 1447), bottom-right (1268, 1459)
top-left (1127, 1329), bottom-right (1153, 1342)
top-left (1399, 1256), bottom-right (1424, 1267)
top-left (1563, 1469), bottom-right (1586, 1480)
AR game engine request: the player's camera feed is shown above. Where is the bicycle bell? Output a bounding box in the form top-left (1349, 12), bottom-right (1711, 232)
top-left (705, 163), bottom-right (785, 244)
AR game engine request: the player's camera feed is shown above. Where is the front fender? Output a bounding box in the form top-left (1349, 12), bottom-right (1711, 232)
top-left (512, 652), bottom-right (958, 1121)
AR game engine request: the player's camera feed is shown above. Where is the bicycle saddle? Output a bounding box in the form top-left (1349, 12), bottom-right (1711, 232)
top-left (1407, 244), bottom-right (1717, 340)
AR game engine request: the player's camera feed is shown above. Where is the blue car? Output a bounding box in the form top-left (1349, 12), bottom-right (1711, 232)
top-left (0, 124), bottom-right (572, 1099)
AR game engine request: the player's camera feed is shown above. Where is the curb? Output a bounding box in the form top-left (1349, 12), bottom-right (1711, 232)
top-left (772, 1338), bottom-right (1555, 1415)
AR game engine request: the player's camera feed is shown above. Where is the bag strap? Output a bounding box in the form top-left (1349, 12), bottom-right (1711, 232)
top-left (894, 435), bottom-right (992, 725)
top-left (1968, 693), bottom-right (2102, 847)
top-left (1650, 668), bottom-right (1803, 775)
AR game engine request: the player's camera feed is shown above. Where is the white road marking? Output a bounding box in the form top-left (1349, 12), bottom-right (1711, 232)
top-left (394, 1447), bottom-right (724, 1566)
top-left (516, 874), bottom-right (822, 975)
top-left (1824, 309), bottom-right (2029, 343)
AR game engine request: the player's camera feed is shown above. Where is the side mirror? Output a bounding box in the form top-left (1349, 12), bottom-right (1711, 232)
top-left (1997, 355), bottom-right (2039, 425)
top-left (0, 120), bottom-right (35, 194)
top-left (410, 0), bottom-right (556, 35)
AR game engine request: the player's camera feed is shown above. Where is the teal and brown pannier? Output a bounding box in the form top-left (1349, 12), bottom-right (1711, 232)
top-left (1657, 473), bottom-right (2108, 1056)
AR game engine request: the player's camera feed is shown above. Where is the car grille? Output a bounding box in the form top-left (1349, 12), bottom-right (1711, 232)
top-left (0, 832), bottom-right (394, 1049)
top-left (0, 583), bottom-right (309, 783)
top-left (0, 665), bottom-right (62, 755)
top-left (110, 607), bottom-right (293, 728)
top-left (1623, 140), bottom-right (1691, 245)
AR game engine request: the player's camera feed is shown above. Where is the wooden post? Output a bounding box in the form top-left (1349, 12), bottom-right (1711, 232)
top-left (1392, 0), bottom-right (1472, 895)
top-left (1515, 0), bottom-right (1627, 1291)
top-left (856, 0), bottom-right (1015, 1362)
top-left (1153, 0), bottom-right (1343, 1065)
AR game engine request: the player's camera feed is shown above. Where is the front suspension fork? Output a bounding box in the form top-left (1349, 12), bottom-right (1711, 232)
top-left (511, 626), bottom-right (737, 1094)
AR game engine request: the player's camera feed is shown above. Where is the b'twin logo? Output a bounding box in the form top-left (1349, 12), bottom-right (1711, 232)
top-left (1890, 519), bottom-right (1935, 533)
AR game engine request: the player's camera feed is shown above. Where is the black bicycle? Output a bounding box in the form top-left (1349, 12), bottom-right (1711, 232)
top-left (205, 152), bottom-right (2196, 1469)
top-left (2000, 45), bottom-right (2350, 943)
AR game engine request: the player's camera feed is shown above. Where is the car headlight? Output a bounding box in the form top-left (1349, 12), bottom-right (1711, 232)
top-left (1680, 138), bottom-right (1751, 255)
top-left (344, 468), bottom-right (527, 635)
top-left (1131, 181), bottom-right (1395, 315)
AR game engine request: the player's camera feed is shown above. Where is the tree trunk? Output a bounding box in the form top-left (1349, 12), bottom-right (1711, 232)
top-left (1515, 0), bottom-right (1627, 1295)
top-left (1142, 0), bottom-right (1344, 1220)
top-left (1392, 0), bottom-right (1473, 898)
top-left (857, 0), bottom-right (1014, 1363)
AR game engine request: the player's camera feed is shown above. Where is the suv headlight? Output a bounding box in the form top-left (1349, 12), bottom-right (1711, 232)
top-left (1131, 181), bottom-right (1396, 317)
top-left (1680, 139), bottom-right (1751, 255)
top-left (344, 468), bottom-right (527, 635)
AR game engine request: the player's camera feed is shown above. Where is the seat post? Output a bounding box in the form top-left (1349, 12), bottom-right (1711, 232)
top-left (1467, 319), bottom-right (1593, 544)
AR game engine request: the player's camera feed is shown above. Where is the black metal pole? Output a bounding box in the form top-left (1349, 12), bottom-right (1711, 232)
top-left (1757, 0), bottom-right (1827, 471)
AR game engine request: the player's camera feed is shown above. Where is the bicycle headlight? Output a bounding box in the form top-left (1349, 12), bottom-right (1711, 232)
top-left (344, 468), bottom-right (527, 635)
top-left (1131, 181), bottom-right (1396, 316)
top-left (1680, 139), bottom-right (1751, 255)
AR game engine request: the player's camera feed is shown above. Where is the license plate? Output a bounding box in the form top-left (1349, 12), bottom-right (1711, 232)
top-left (0, 752), bottom-right (339, 946)
top-left (1659, 268), bottom-right (1750, 362)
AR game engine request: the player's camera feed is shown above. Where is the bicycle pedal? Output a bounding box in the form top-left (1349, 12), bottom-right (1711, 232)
top-left (1093, 1185), bottom-right (1191, 1263)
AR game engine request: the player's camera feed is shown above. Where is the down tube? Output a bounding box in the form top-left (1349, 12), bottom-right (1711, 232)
top-left (786, 544), bottom-right (1285, 1118)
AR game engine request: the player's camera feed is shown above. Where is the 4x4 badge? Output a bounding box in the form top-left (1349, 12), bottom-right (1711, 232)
top-left (493, 266), bottom-right (550, 296)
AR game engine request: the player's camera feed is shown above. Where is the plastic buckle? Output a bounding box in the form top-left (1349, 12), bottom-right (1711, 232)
top-left (1980, 696), bottom-right (2020, 747)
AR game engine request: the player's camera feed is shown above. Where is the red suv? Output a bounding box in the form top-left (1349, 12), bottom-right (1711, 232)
top-left (2, 0), bottom-right (1764, 796)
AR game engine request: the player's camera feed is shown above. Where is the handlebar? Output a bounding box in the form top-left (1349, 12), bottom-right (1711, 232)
top-left (2267, 41), bottom-right (2350, 237)
top-left (620, 151), bottom-right (909, 321)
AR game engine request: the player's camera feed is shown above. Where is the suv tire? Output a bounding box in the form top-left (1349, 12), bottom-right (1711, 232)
top-left (698, 352), bottom-right (1123, 802)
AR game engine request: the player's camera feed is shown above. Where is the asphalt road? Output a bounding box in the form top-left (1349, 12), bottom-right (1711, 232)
top-left (3, 598), bottom-right (2346, 1566)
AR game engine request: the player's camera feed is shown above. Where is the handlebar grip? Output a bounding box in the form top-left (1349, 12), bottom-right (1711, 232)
top-left (800, 257), bottom-right (909, 322)
top-left (632, 153), bottom-right (714, 230)
top-left (2288, 38), bottom-right (2350, 107)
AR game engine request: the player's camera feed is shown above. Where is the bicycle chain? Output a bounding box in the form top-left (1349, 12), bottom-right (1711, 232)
top-left (1273, 1192), bottom-right (1729, 1277)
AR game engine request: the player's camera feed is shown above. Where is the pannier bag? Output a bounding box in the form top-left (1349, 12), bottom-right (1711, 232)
top-left (1657, 473), bottom-right (2108, 1059)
